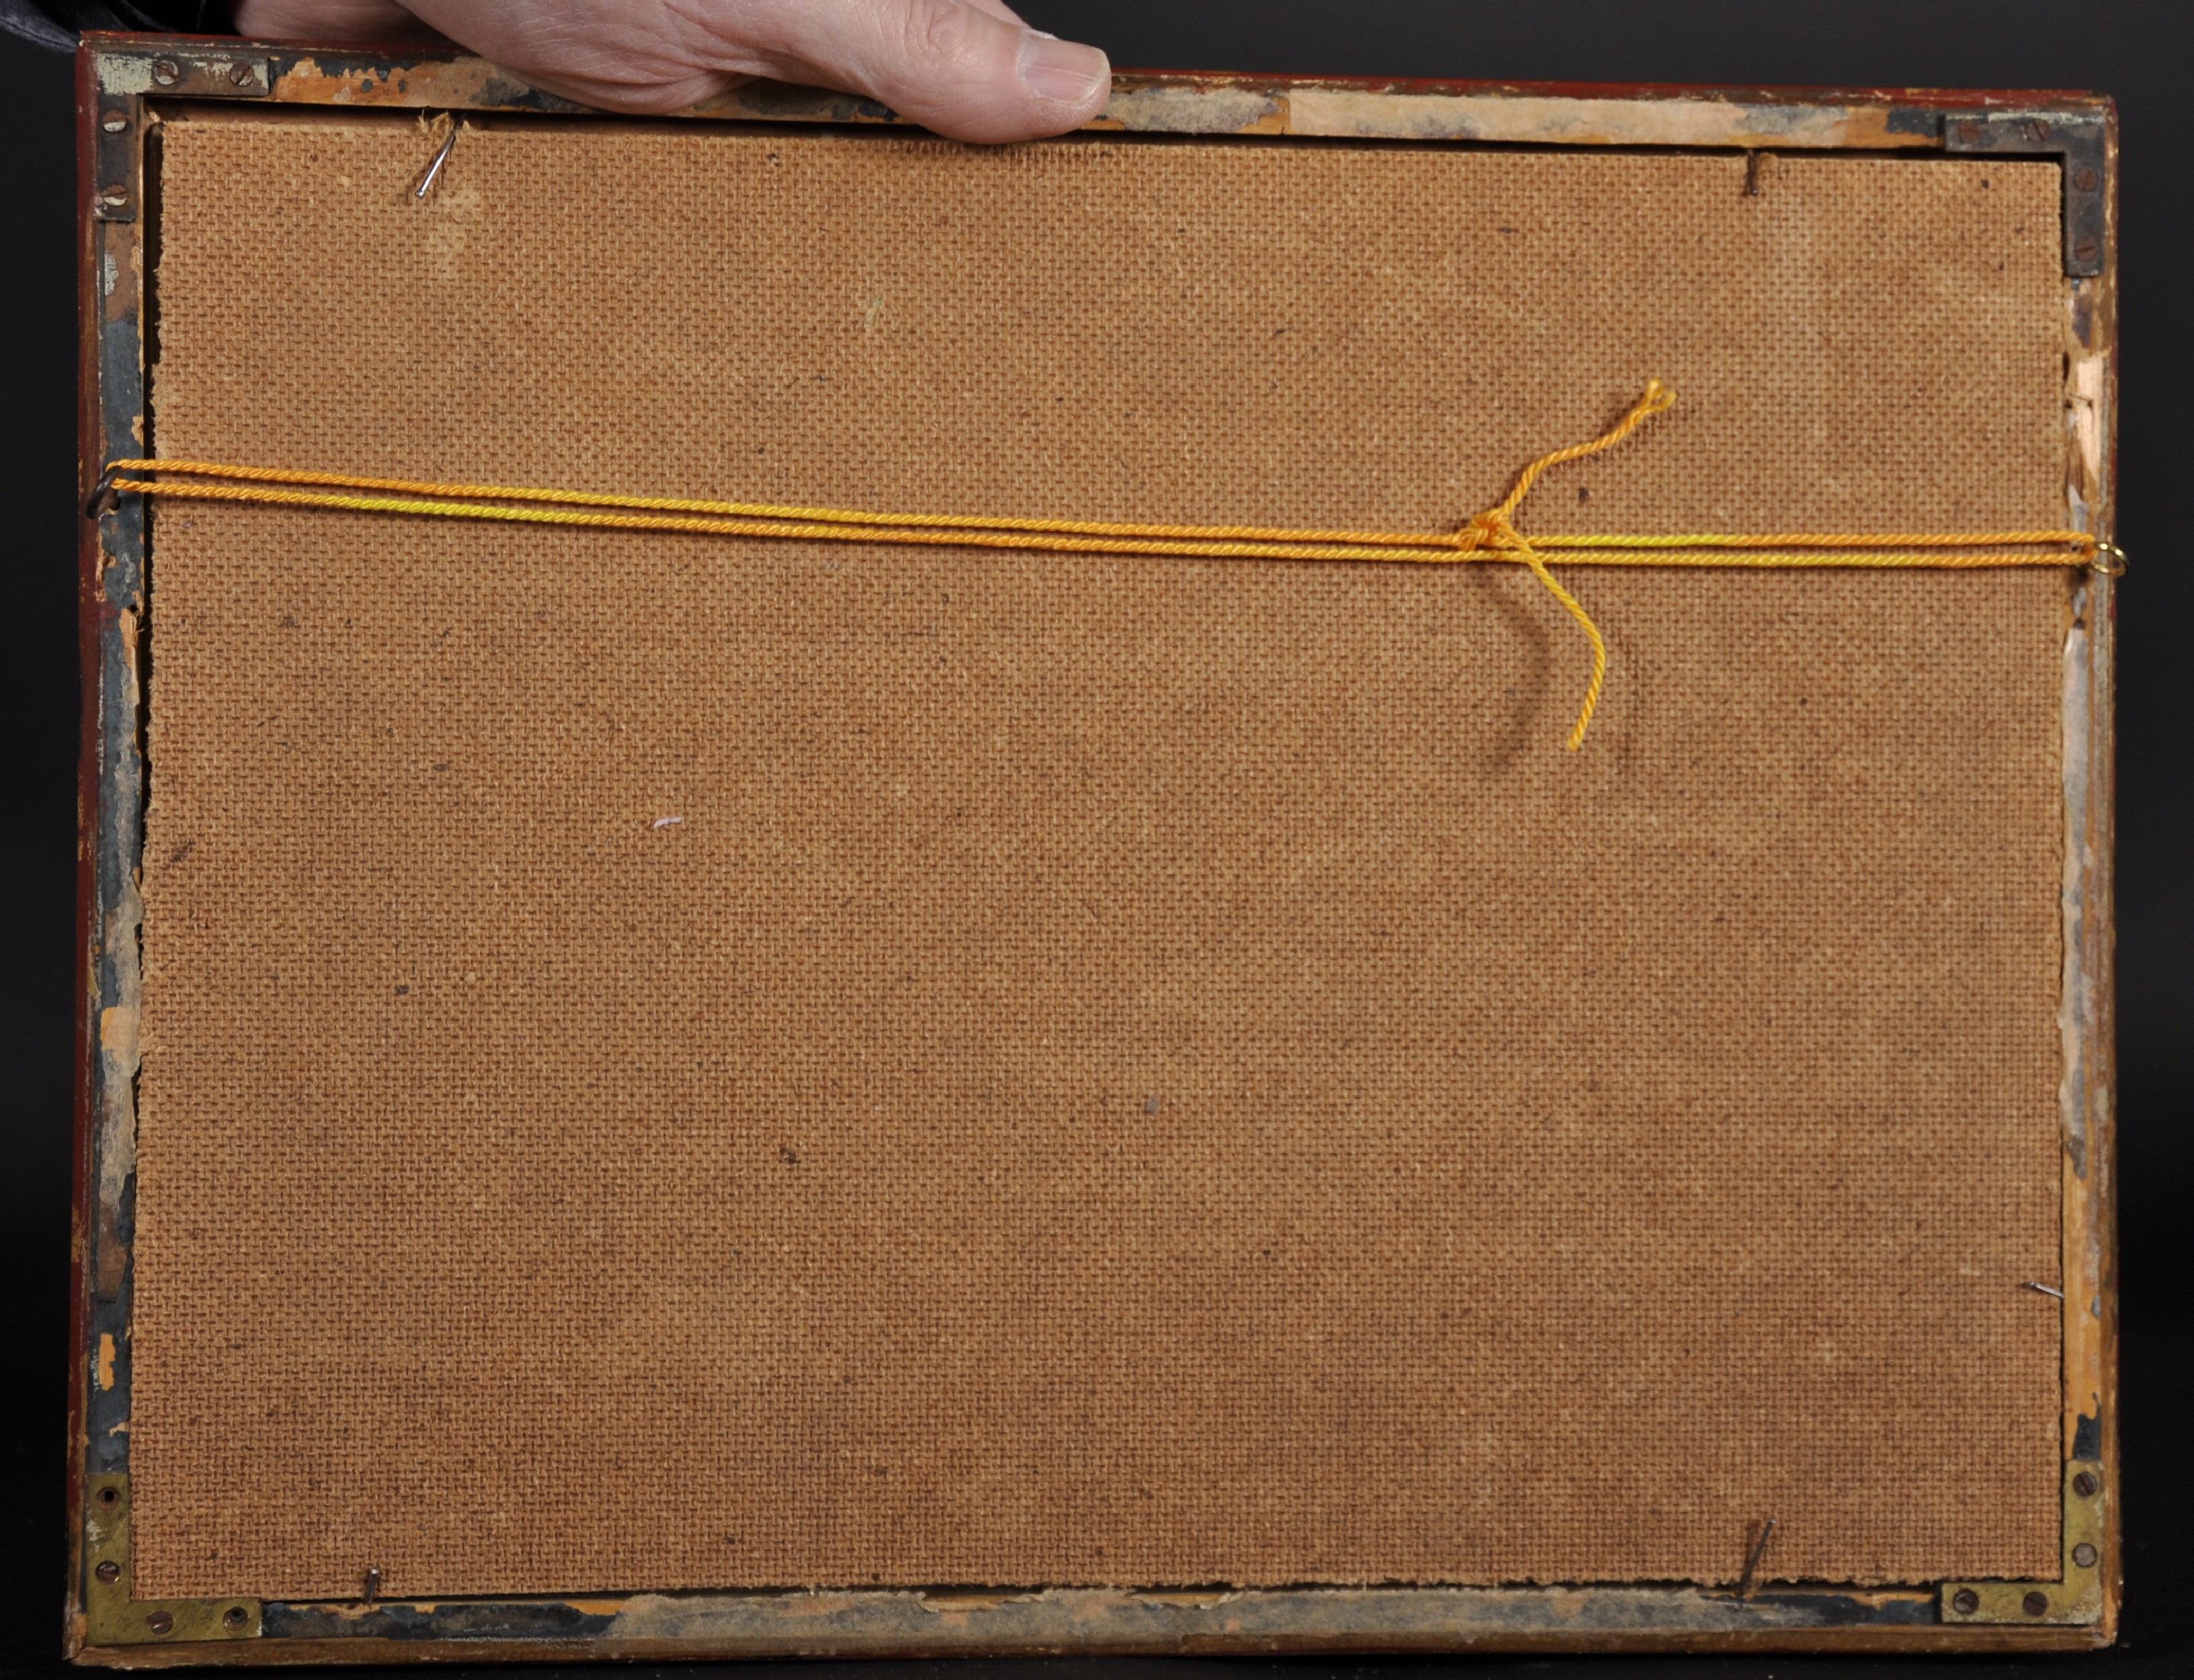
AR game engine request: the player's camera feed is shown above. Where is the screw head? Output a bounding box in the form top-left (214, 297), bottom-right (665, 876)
top-left (94, 1560), bottom-right (120, 1583)
top-left (151, 58), bottom-right (181, 87)
top-left (1951, 1588), bottom-right (1980, 1615)
top-left (2074, 235), bottom-right (2101, 265)
top-left (2072, 1542), bottom-right (2099, 1568)
top-left (101, 112), bottom-right (128, 133)
top-left (2023, 1590), bottom-right (2050, 1617)
top-left (2072, 1470), bottom-right (2099, 1497)
top-left (145, 1610), bottom-right (174, 1636)
top-left (2072, 165), bottom-right (2101, 194)
top-left (222, 1605), bottom-right (249, 1629)
top-left (1955, 120), bottom-right (1983, 144)
top-left (228, 62), bottom-right (255, 87)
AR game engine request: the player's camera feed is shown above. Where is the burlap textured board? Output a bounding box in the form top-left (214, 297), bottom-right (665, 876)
top-left (132, 112), bottom-right (2070, 1599)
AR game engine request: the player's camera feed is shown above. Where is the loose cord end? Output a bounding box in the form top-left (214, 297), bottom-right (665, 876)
top-left (1477, 382), bottom-right (1674, 750)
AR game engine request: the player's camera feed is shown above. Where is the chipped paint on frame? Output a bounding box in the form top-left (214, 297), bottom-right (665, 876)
top-left (92, 34), bottom-right (2117, 161)
top-left (1279, 87), bottom-right (1937, 148)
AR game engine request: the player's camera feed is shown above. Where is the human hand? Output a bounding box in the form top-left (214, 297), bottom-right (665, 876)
top-left (230, 0), bottom-right (1112, 142)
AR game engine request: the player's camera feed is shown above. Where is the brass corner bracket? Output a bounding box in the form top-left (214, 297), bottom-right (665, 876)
top-left (1941, 109), bottom-right (2109, 278)
top-left (83, 1474), bottom-right (261, 1648)
top-left (1940, 1459), bottom-right (2107, 1626)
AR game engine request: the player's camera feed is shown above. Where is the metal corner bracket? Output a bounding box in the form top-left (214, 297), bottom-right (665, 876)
top-left (83, 1474), bottom-right (261, 1648)
top-left (101, 46), bottom-right (272, 99)
top-left (1939, 1458), bottom-right (2107, 1626)
top-left (91, 48), bottom-right (272, 222)
top-left (1942, 110), bottom-right (2108, 278)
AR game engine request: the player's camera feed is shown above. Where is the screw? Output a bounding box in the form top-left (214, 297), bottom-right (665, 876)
top-left (1955, 121), bottom-right (1983, 145)
top-left (151, 58), bottom-right (181, 87)
top-left (222, 1605), bottom-right (248, 1629)
top-left (145, 1610), bottom-right (174, 1635)
top-left (102, 112), bottom-right (128, 132)
top-left (2073, 235), bottom-right (2101, 265)
top-left (95, 1560), bottom-right (120, 1583)
top-left (1951, 1589), bottom-right (1980, 1615)
top-left (2072, 1471), bottom-right (2099, 1497)
top-left (101, 187), bottom-right (128, 206)
top-left (2072, 165), bottom-right (2100, 193)
top-left (2023, 1590), bottom-right (2050, 1617)
top-left (2073, 1542), bottom-right (2099, 1568)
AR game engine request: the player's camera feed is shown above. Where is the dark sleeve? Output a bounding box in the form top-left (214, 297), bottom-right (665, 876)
top-left (1, 0), bottom-right (234, 50)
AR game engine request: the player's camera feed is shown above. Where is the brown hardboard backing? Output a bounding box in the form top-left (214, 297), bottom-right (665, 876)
top-left (132, 116), bottom-right (2072, 1598)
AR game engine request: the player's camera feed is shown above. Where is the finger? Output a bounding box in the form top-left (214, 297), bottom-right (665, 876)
top-left (694, 0), bottom-right (1110, 143)
top-left (395, 0), bottom-right (754, 112)
top-left (369, 0), bottom-right (1110, 139)
top-left (234, 0), bottom-right (442, 39)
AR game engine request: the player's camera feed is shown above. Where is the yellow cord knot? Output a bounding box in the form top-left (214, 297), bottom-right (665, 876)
top-left (1453, 511), bottom-right (1511, 555)
top-left (1460, 382), bottom-right (1679, 749)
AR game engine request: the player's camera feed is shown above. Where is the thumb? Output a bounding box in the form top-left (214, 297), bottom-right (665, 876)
top-left (739, 0), bottom-right (1110, 143)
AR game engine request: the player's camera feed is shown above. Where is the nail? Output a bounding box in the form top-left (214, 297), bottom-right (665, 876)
top-left (414, 122), bottom-right (460, 201)
top-left (1736, 1515), bottom-right (1777, 1598)
top-left (1018, 33), bottom-right (1108, 104)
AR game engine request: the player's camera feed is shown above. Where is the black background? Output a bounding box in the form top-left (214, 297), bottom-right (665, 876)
top-left (2, 3), bottom-right (2187, 1676)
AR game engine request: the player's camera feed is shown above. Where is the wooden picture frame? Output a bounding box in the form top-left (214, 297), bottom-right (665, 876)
top-left (69, 32), bottom-right (2119, 1661)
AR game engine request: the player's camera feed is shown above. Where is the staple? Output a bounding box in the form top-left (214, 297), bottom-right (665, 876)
top-left (2023, 1281), bottom-right (2066, 1299)
top-left (363, 1566), bottom-right (381, 1604)
top-left (413, 122), bottom-right (460, 201)
top-left (1735, 1516), bottom-right (1777, 1598)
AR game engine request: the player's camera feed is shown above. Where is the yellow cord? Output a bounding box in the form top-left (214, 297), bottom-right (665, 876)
top-left (103, 382), bottom-right (2107, 752)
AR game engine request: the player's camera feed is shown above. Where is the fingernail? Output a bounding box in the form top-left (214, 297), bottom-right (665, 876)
top-left (1017, 32), bottom-right (1108, 104)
